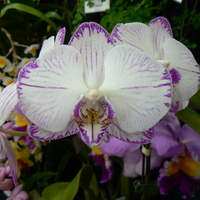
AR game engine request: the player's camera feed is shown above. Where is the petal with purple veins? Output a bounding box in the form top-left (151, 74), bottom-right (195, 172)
top-left (99, 45), bottom-right (172, 134)
top-left (18, 45), bottom-right (87, 132)
top-left (111, 23), bottom-right (155, 58)
top-left (69, 22), bottom-right (114, 89)
top-left (163, 38), bottom-right (200, 101)
top-left (0, 82), bottom-right (18, 126)
top-left (28, 121), bottom-right (79, 141)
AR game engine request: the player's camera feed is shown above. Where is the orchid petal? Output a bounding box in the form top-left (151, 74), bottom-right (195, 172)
top-left (55, 27), bottom-right (66, 46)
top-left (148, 16), bottom-right (173, 37)
top-left (39, 36), bottom-right (55, 56)
top-left (123, 148), bottom-right (141, 178)
top-left (100, 137), bottom-right (140, 157)
top-left (0, 134), bottom-right (18, 185)
top-left (28, 121), bottom-right (79, 141)
top-left (69, 22), bottom-right (114, 89)
top-left (178, 124), bottom-right (200, 158)
top-left (73, 98), bottom-right (115, 145)
top-left (170, 99), bottom-right (189, 113)
top-left (99, 45), bottom-right (172, 133)
top-left (111, 23), bottom-right (155, 58)
top-left (0, 82), bottom-right (18, 126)
top-left (163, 38), bottom-right (200, 101)
top-left (18, 45), bottom-right (87, 132)
top-left (107, 123), bottom-right (154, 144)
top-left (148, 17), bottom-right (172, 59)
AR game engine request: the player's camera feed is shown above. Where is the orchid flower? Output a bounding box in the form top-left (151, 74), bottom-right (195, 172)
top-left (16, 22), bottom-right (172, 146)
top-left (158, 124), bottom-right (200, 198)
top-left (6, 184), bottom-right (30, 200)
top-left (111, 16), bottom-right (200, 112)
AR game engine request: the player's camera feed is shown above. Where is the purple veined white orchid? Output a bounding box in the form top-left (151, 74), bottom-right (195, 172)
top-left (17, 22), bottom-right (172, 146)
top-left (0, 27), bottom-right (67, 128)
top-left (111, 16), bottom-right (200, 112)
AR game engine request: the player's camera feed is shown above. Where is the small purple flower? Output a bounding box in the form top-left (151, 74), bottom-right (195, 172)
top-left (6, 184), bottom-right (30, 200)
top-left (16, 22), bottom-right (171, 146)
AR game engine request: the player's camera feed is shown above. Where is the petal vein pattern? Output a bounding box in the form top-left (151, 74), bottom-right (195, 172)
top-left (0, 82), bottom-right (18, 126)
top-left (17, 45), bottom-right (87, 132)
top-left (99, 45), bottom-right (172, 133)
top-left (69, 22), bottom-right (114, 89)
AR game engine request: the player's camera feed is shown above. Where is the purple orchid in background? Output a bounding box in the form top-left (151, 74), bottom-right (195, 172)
top-left (89, 146), bottom-right (112, 183)
top-left (17, 22), bottom-right (172, 146)
top-left (158, 124), bottom-right (200, 198)
top-left (0, 164), bottom-right (14, 191)
top-left (100, 113), bottom-right (182, 178)
top-left (111, 16), bottom-right (200, 112)
top-left (0, 134), bottom-right (18, 187)
top-left (6, 184), bottom-right (29, 200)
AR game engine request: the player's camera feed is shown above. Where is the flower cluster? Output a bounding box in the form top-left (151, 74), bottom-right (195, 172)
top-left (0, 16), bottom-right (199, 199)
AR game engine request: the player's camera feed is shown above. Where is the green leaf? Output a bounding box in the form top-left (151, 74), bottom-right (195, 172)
top-left (45, 11), bottom-right (62, 20)
top-left (176, 106), bottom-right (200, 134)
top-left (42, 165), bottom-right (95, 200)
top-left (23, 172), bottom-right (56, 192)
top-left (0, 3), bottom-right (58, 30)
top-left (190, 89), bottom-right (200, 109)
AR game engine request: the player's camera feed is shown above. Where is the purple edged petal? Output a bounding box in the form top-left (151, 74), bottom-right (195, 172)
top-left (55, 27), bottom-right (66, 46)
top-left (107, 123), bottom-right (154, 144)
top-left (18, 45), bottom-right (87, 132)
top-left (148, 17), bottom-right (173, 59)
top-left (163, 38), bottom-right (200, 101)
top-left (39, 27), bottom-right (66, 56)
top-left (69, 22), bottom-right (114, 89)
top-left (73, 98), bottom-right (115, 145)
top-left (111, 23), bottom-right (155, 58)
top-left (99, 45), bottom-right (172, 134)
top-left (170, 99), bottom-right (189, 113)
top-left (148, 16), bottom-right (173, 37)
top-left (0, 134), bottom-right (18, 185)
top-left (0, 82), bottom-right (18, 126)
top-left (28, 121), bottom-right (79, 141)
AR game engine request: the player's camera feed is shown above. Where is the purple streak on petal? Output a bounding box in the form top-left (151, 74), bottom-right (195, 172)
top-left (29, 121), bottom-right (79, 141)
top-left (169, 68), bottom-right (182, 84)
top-left (55, 27), bottom-right (66, 46)
top-left (148, 16), bottom-right (173, 37)
top-left (69, 22), bottom-right (113, 45)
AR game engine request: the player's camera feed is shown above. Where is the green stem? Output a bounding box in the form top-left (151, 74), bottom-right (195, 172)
top-left (0, 128), bottom-right (28, 136)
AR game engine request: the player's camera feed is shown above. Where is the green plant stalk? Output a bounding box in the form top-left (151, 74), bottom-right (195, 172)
top-left (0, 128), bottom-right (28, 136)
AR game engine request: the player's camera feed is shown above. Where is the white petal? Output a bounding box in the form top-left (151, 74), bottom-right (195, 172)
top-left (55, 27), bottom-right (66, 46)
top-left (39, 36), bottom-right (55, 56)
top-left (163, 38), bottom-right (200, 101)
top-left (18, 45), bottom-right (87, 132)
top-left (148, 17), bottom-right (172, 59)
top-left (111, 23), bottom-right (155, 59)
top-left (99, 45), bottom-right (172, 133)
top-left (108, 123), bottom-right (154, 144)
top-left (28, 121), bottom-right (79, 141)
top-left (0, 82), bottom-right (18, 126)
top-left (69, 22), bottom-right (114, 89)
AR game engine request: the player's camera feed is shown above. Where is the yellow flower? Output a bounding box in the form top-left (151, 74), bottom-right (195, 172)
top-left (0, 56), bottom-right (7, 68)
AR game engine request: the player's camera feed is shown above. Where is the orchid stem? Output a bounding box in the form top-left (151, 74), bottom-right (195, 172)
top-left (141, 143), bottom-right (151, 200)
top-left (0, 128), bottom-right (28, 136)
